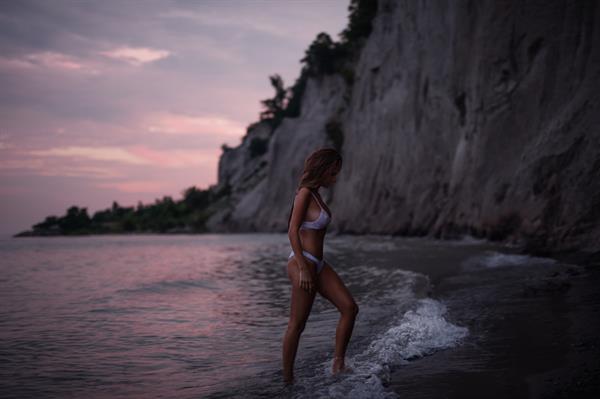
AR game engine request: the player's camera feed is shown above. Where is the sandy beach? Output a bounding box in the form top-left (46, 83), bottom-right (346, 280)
top-left (388, 249), bottom-right (600, 398)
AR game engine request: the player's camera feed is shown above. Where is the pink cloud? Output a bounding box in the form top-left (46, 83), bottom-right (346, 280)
top-left (127, 145), bottom-right (217, 168)
top-left (142, 111), bottom-right (246, 137)
top-left (0, 156), bottom-right (122, 179)
top-left (27, 146), bottom-right (150, 164)
top-left (1, 143), bottom-right (218, 182)
top-left (0, 51), bottom-right (101, 74)
top-left (94, 180), bottom-right (168, 193)
top-left (99, 46), bottom-right (171, 66)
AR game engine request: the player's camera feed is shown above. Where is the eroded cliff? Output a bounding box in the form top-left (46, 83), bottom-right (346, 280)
top-left (208, 0), bottom-right (600, 257)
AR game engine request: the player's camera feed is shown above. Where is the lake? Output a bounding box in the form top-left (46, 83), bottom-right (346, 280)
top-left (1, 233), bottom-right (547, 398)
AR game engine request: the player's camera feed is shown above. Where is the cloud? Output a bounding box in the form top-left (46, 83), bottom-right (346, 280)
top-left (0, 131), bottom-right (13, 150)
top-left (159, 9), bottom-right (296, 40)
top-left (0, 157), bottom-right (47, 171)
top-left (22, 144), bottom-right (216, 169)
top-left (94, 180), bottom-right (168, 193)
top-left (158, 2), bottom-right (348, 44)
top-left (143, 111), bottom-right (246, 137)
top-left (127, 145), bottom-right (216, 168)
top-left (0, 157), bottom-right (120, 178)
top-left (27, 146), bottom-right (150, 165)
top-left (0, 144), bottom-right (217, 184)
top-left (38, 165), bottom-right (121, 178)
top-left (99, 46), bottom-right (171, 66)
top-left (25, 51), bottom-right (85, 70)
top-left (0, 50), bottom-right (101, 74)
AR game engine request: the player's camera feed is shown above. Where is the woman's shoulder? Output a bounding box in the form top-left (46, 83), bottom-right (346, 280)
top-left (294, 186), bottom-right (314, 203)
top-left (295, 186), bottom-right (313, 195)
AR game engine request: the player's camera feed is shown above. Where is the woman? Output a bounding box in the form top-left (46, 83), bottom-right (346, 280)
top-left (282, 148), bottom-right (359, 384)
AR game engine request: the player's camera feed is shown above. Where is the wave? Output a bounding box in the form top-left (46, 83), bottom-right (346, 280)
top-left (306, 297), bottom-right (469, 399)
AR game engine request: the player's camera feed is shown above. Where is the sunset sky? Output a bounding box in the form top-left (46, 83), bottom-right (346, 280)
top-left (0, 0), bottom-right (348, 236)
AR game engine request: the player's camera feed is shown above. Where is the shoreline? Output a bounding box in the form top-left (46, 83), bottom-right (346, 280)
top-left (388, 246), bottom-right (600, 398)
top-left (9, 231), bottom-right (600, 264)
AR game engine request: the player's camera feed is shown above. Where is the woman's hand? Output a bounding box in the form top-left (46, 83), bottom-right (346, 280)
top-left (297, 262), bottom-right (315, 293)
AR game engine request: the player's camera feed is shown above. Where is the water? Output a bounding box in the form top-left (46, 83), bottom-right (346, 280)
top-left (1, 233), bottom-right (514, 398)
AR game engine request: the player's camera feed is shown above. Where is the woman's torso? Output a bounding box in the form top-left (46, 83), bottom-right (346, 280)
top-left (297, 189), bottom-right (331, 259)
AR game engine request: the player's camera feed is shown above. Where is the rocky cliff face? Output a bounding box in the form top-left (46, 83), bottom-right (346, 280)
top-left (208, 0), bottom-right (600, 257)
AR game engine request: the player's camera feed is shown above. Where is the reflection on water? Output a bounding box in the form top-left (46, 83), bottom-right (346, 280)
top-left (1, 233), bottom-right (506, 398)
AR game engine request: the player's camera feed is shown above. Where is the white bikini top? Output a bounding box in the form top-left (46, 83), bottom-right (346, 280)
top-left (299, 190), bottom-right (331, 230)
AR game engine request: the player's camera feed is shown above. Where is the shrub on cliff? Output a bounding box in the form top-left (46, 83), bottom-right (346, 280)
top-left (301, 32), bottom-right (348, 76)
top-left (340, 0), bottom-right (379, 46)
top-left (259, 74), bottom-right (287, 128)
top-left (249, 137), bottom-right (269, 158)
top-left (256, 0), bottom-right (379, 127)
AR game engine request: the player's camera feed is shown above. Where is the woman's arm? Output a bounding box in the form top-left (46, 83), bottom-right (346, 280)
top-left (287, 187), bottom-right (311, 272)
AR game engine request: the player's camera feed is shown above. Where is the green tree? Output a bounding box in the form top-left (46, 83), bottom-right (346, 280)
top-left (182, 186), bottom-right (210, 210)
top-left (301, 32), bottom-right (343, 76)
top-left (33, 215), bottom-right (59, 230)
top-left (59, 206), bottom-right (91, 232)
top-left (340, 0), bottom-right (379, 46)
top-left (283, 69), bottom-right (308, 118)
top-left (259, 74), bottom-right (287, 126)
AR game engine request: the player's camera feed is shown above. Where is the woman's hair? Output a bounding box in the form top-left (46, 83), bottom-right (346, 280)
top-left (297, 148), bottom-right (342, 191)
top-left (286, 148), bottom-right (342, 230)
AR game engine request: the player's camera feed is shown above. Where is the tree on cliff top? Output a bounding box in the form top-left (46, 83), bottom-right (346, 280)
top-left (255, 0), bottom-right (379, 129)
top-left (340, 0), bottom-right (379, 46)
top-left (300, 32), bottom-right (343, 76)
top-left (259, 74), bottom-right (287, 126)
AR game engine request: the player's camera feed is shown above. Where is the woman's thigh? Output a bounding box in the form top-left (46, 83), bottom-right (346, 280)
top-left (317, 261), bottom-right (357, 313)
top-left (287, 258), bottom-right (317, 323)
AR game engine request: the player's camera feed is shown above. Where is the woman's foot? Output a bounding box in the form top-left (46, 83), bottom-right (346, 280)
top-left (283, 374), bottom-right (294, 384)
top-left (332, 356), bottom-right (352, 374)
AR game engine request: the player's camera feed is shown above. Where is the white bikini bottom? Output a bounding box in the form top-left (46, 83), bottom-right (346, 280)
top-left (288, 250), bottom-right (325, 274)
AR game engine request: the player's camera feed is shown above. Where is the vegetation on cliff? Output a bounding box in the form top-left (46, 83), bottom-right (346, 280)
top-left (247, 0), bottom-right (379, 132)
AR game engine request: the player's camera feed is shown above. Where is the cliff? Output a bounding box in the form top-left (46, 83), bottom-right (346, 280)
top-left (208, 0), bottom-right (600, 258)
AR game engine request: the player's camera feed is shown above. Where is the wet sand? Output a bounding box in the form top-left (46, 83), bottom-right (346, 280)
top-left (388, 249), bottom-right (600, 398)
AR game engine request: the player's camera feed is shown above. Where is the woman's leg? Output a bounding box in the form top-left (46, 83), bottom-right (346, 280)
top-left (317, 261), bottom-right (359, 373)
top-left (282, 258), bottom-right (317, 383)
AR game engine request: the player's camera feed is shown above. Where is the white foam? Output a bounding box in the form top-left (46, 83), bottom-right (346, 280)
top-left (370, 298), bottom-right (469, 362)
top-left (310, 298), bottom-right (469, 399)
top-left (463, 250), bottom-right (557, 269)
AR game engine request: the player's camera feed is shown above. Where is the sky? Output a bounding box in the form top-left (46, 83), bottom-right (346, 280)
top-left (0, 0), bottom-right (349, 236)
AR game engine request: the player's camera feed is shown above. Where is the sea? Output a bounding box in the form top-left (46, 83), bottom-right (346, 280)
top-left (0, 233), bottom-right (559, 398)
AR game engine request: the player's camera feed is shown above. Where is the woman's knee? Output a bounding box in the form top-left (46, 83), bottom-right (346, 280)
top-left (287, 319), bottom-right (307, 334)
top-left (341, 301), bottom-right (359, 317)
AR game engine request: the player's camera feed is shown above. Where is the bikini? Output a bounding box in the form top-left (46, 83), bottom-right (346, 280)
top-left (288, 190), bottom-right (331, 274)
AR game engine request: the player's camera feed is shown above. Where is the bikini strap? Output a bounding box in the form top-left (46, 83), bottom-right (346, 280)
top-left (294, 187), bottom-right (322, 208)
top-left (309, 190), bottom-right (327, 212)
